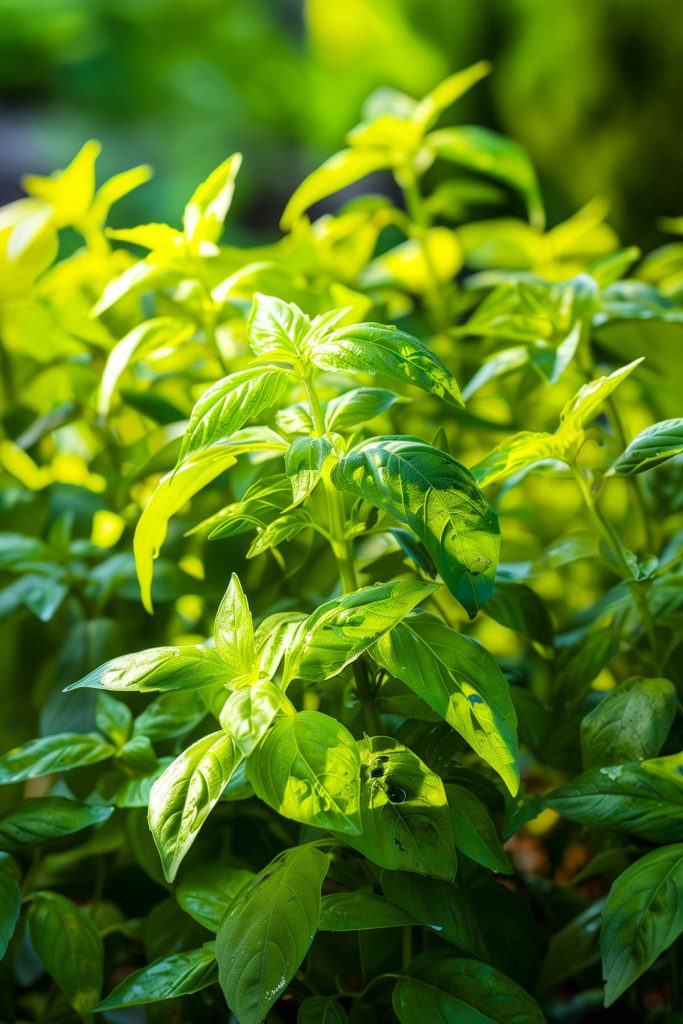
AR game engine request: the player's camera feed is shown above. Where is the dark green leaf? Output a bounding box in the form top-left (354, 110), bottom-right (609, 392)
top-left (28, 892), bottom-right (103, 1013)
top-left (0, 854), bottom-right (21, 960)
top-left (609, 418), bottom-right (683, 476)
top-left (601, 844), bottom-right (683, 1006)
top-left (318, 892), bottom-right (416, 931)
top-left (216, 845), bottom-right (329, 1024)
top-left (0, 797), bottom-right (113, 852)
top-left (95, 945), bottom-right (217, 1010)
top-left (581, 676), bottom-right (677, 769)
top-left (548, 762), bottom-right (683, 842)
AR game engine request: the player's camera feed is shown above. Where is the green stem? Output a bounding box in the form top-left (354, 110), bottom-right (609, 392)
top-left (604, 395), bottom-right (654, 552)
top-left (200, 287), bottom-right (229, 374)
top-left (573, 466), bottom-right (662, 671)
top-left (402, 173), bottom-right (449, 333)
top-left (303, 374), bottom-right (382, 734)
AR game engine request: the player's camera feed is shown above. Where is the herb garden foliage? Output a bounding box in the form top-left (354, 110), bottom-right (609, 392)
top-left (1, 66), bottom-right (683, 1024)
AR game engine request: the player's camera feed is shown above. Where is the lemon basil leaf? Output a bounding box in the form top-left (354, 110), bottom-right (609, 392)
top-left (216, 845), bottom-right (330, 1023)
top-left (430, 125), bottom-right (545, 229)
top-left (148, 730), bottom-right (241, 882)
top-left (66, 645), bottom-right (230, 693)
top-left (393, 957), bottom-right (545, 1024)
top-left (285, 436), bottom-right (333, 504)
top-left (246, 710), bottom-right (361, 834)
top-left (601, 844), bottom-right (683, 1006)
top-left (176, 863), bottom-right (255, 931)
top-left (219, 679), bottom-right (291, 756)
top-left (134, 427), bottom-right (287, 611)
top-left (0, 855), bottom-right (21, 959)
top-left (324, 387), bottom-right (403, 433)
top-left (307, 323), bottom-right (463, 408)
top-left (319, 892), bottom-right (416, 931)
top-left (609, 418), bottom-right (683, 476)
top-left (95, 945), bottom-right (217, 1011)
top-left (345, 736), bottom-right (457, 880)
top-left (178, 368), bottom-right (289, 463)
top-left (548, 762), bottom-right (683, 842)
top-left (28, 892), bottom-right (104, 1014)
top-left (371, 613), bottom-right (519, 794)
top-left (283, 579), bottom-right (438, 684)
top-left (332, 439), bottom-right (499, 617)
top-left (0, 733), bottom-right (115, 784)
top-left (183, 152), bottom-right (241, 248)
top-left (213, 573), bottom-right (256, 680)
top-left (581, 676), bottom-right (677, 769)
top-left (0, 798), bottom-right (113, 852)
top-left (281, 148), bottom-right (392, 230)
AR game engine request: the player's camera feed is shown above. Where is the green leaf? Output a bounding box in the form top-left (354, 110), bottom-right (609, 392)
top-left (371, 613), bottom-right (519, 794)
top-left (557, 358), bottom-right (644, 447)
top-left (332, 439), bottom-right (499, 617)
top-left (133, 690), bottom-right (208, 741)
top-left (281, 148), bottom-right (392, 229)
top-left (471, 431), bottom-right (559, 488)
top-left (318, 892), bottom-right (416, 931)
top-left (255, 611), bottom-right (307, 678)
top-left (213, 574), bottom-right (256, 681)
top-left (247, 292), bottom-right (309, 359)
top-left (149, 730), bottom-right (240, 882)
top-left (324, 387), bottom-right (402, 433)
top-left (345, 736), bottom-right (457, 879)
top-left (381, 872), bottom-right (486, 955)
top-left (286, 436), bottom-right (333, 504)
top-left (98, 317), bottom-right (193, 415)
top-left (66, 645), bottom-right (230, 693)
top-left (284, 580), bottom-right (438, 684)
top-left (393, 957), bottom-right (545, 1024)
top-left (183, 152), bottom-right (242, 247)
top-left (581, 676), bottom-right (677, 769)
top-left (134, 427), bottom-right (287, 611)
top-left (176, 863), bottom-right (255, 931)
top-left (219, 679), bottom-right (291, 756)
top-left (0, 854), bottom-right (21, 960)
top-left (412, 62), bottom-right (491, 131)
top-left (0, 797), bottom-right (112, 852)
top-left (430, 125), bottom-right (545, 229)
top-left (445, 783), bottom-right (512, 873)
top-left (216, 845), bottom-right (330, 1023)
top-left (0, 732), bottom-right (115, 784)
top-left (601, 844), bottom-right (683, 1006)
top-left (95, 945), bottom-right (217, 1011)
top-left (308, 324), bottom-right (463, 408)
top-left (247, 710), bottom-right (361, 834)
top-left (298, 996), bottom-right (348, 1023)
top-left (179, 368), bottom-right (289, 463)
top-left (538, 900), bottom-right (604, 992)
top-left (548, 763), bottom-right (683, 842)
top-left (484, 581), bottom-right (553, 647)
top-left (95, 692), bottom-right (133, 746)
top-left (247, 508), bottom-right (313, 557)
top-left (609, 418), bottom-right (683, 476)
top-left (28, 892), bottom-right (103, 1013)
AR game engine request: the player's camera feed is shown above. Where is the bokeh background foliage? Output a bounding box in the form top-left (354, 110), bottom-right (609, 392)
top-left (2, 0), bottom-right (683, 248)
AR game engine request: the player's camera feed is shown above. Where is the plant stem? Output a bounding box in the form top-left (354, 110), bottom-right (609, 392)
top-left (303, 374), bottom-right (382, 734)
top-left (402, 173), bottom-right (449, 333)
top-left (572, 466), bottom-right (662, 670)
top-left (200, 287), bottom-right (229, 374)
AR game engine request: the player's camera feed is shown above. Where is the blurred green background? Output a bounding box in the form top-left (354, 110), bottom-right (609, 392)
top-left (1, 0), bottom-right (681, 250)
